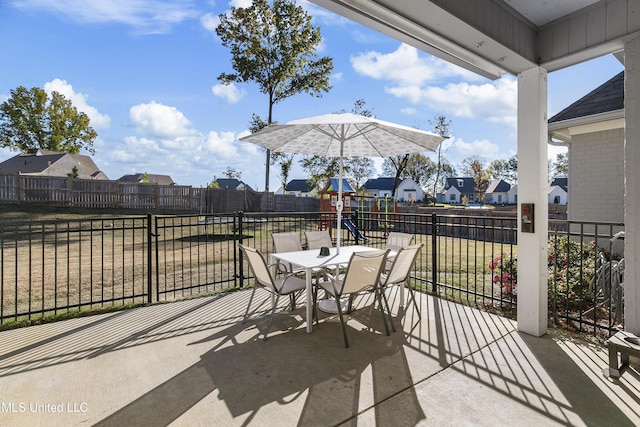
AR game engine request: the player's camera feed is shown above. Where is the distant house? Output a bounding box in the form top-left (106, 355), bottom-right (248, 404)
top-left (118, 173), bottom-right (175, 185)
top-left (485, 179), bottom-right (511, 204)
top-left (548, 71), bottom-right (624, 222)
top-left (548, 177), bottom-right (568, 205)
top-left (213, 178), bottom-right (253, 191)
top-left (437, 177), bottom-right (477, 204)
top-left (275, 179), bottom-right (314, 197)
top-left (0, 150), bottom-right (109, 180)
top-left (507, 184), bottom-right (518, 205)
top-left (362, 177), bottom-right (424, 202)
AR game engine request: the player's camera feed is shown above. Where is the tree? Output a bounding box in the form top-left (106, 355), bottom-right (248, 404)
top-left (489, 155), bottom-right (517, 184)
top-left (381, 154), bottom-right (411, 197)
top-left (461, 156), bottom-right (490, 203)
top-left (216, 0), bottom-right (333, 194)
top-left (551, 152), bottom-right (568, 177)
top-left (223, 167), bottom-right (242, 180)
top-left (429, 115), bottom-right (452, 202)
top-left (0, 86), bottom-right (97, 154)
top-left (346, 157), bottom-right (374, 192)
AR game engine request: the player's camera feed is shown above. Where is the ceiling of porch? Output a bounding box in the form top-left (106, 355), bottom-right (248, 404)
top-left (309, 0), bottom-right (639, 79)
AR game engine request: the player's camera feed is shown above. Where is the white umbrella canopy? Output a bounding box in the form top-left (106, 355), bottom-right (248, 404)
top-left (240, 113), bottom-right (446, 252)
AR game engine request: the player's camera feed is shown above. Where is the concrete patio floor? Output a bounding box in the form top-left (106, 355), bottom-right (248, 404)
top-left (1, 287), bottom-right (639, 426)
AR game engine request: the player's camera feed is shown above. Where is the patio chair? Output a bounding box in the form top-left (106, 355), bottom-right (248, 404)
top-left (272, 232), bottom-right (303, 274)
top-left (379, 243), bottom-right (424, 318)
top-left (240, 244), bottom-right (307, 341)
top-left (313, 249), bottom-right (390, 347)
top-left (384, 231), bottom-right (414, 270)
top-left (305, 230), bottom-right (333, 250)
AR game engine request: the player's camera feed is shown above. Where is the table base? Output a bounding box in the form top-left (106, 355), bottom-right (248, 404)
top-left (318, 298), bottom-right (352, 314)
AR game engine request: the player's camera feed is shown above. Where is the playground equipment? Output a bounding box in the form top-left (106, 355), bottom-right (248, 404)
top-left (372, 196), bottom-right (400, 236)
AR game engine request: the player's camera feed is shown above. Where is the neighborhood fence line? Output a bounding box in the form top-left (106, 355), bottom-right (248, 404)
top-left (0, 174), bottom-right (319, 212)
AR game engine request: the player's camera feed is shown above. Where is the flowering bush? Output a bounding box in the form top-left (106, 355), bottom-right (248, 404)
top-left (547, 236), bottom-right (597, 307)
top-left (488, 253), bottom-right (517, 297)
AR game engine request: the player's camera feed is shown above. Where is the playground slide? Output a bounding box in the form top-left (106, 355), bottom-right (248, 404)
top-left (342, 217), bottom-right (367, 242)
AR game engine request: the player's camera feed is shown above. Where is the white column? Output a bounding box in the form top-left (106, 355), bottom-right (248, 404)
top-left (625, 37), bottom-right (640, 334)
top-left (517, 67), bottom-right (549, 337)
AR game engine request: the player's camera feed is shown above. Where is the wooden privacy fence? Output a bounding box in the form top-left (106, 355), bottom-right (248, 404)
top-left (0, 174), bottom-right (320, 212)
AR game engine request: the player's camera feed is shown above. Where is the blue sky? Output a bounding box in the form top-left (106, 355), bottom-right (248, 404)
top-left (0, 0), bottom-right (624, 190)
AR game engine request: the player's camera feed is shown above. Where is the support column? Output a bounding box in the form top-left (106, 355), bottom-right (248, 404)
top-left (517, 67), bottom-right (549, 337)
top-left (625, 37), bottom-right (640, 334)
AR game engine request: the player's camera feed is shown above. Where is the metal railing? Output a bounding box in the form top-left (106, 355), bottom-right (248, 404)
top-left (0, 210), bottom-right (624, 337)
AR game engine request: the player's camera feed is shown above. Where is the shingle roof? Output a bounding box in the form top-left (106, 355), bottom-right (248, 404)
top-left (486, 179), bottom-right (511, 193)
top-left (285, 179), bottom-right (313, 192)
top-left (0, 152), bottom-right (105, 178)
top-left (549, 71), bottom-right (624, 123)
top-left (550, 177), bottom-right (568, 192)
top-left (444, 177), bottom-right (476, 194)
top-left (118, 173), bottom-right (175, 185)
top-left (362, 177), bottom-right (400, 191)
top-left (215, 178), bottom-right (242, 189)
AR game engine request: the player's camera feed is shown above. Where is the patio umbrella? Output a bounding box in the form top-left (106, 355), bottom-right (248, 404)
top-left (240, 113), bottom-right (446, 253)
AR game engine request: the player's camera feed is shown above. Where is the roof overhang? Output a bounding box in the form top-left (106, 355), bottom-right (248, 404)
top-left (310, 0), bottom-right (640, 78)
top-left (548, 109), bottom-right (625, 143)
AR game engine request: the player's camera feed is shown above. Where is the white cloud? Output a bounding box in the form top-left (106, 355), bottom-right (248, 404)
top-left (351, 44), bottom-right (482, 87)
top-left (211, 83), bottom-right (246, 104)
top-left (129, 101), bottom-right (194, 138)
top-left (400, 107), bottom-right (416, 115)
top-left (229, 0), bottom-right (252, 8)
top-left (450, 137), bottom-right (501, 161)
top-left (419, 77), bottom-right (517, 125)
top-left (10, 0), bottom-right (199, 34)
top-left (44, 78), bottom-right (111, 129)
top-left (200, 12), bottom-right (219, 32)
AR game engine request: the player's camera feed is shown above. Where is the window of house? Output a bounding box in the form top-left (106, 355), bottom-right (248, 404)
top-left (457, 179), bottom-right (464, 187)
top-left (449, 194), bottom-right (456, 201)
top-left (497, 195), bottom-right (502, 203)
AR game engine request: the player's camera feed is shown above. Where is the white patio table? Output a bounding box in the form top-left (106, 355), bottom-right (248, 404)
top-left (271, 245), bottom-right (398, 333)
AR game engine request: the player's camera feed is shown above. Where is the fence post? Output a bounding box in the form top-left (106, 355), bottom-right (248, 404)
top-left (237, 211), bottom-right (244, 288)
top-left (432, 212), bottom-right (438, 293)
top-left (147, 213), bottom-right (153, 304)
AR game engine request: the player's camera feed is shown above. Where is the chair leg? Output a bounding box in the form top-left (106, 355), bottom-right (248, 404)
top-left (407, 285), bottom-right (421, 318)
top-left (334, 293), bottom-right (349, 348)
top-left (264, 294), bottom-right (281, 341)
top-left (379, 288), bottom-right (396, 332)
top-left (375, 288), bottom-right (390, 336)
top-left (243, 286), bottom-right (258, 323)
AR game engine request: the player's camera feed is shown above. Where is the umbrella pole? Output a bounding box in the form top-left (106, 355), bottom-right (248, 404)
top-left (336, 137), bottom-right (344, 254)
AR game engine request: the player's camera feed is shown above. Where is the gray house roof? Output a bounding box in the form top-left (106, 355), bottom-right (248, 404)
top-left (285, 179), bottom-right (313, 193)
top-left (214, 178), bottom-right (253, 191)
top-left (550, 177), bottom-right (568, 192)
top-left (485, 179), bottom-right (511, 194)
top-left (362, 177), bottom-right (400, 191)
top-left (118, 173), bottom-right (175, 185)
top-left (549, 71), bottom-right (624, 123)
top-left (443, 177), bottom-right (476, 194)
top-left (0, 151), bottom-right (108, 179)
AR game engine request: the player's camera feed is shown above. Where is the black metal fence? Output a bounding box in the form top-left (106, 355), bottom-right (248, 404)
top-left (0, 210), bottom-right (625, 338)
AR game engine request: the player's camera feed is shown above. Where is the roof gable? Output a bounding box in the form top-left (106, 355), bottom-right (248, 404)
top-left (444, 177), bottom-right (476, 194)
top-left (323, 178), bottom-right (354, 193)
top-left (549, 71), bottom-right (624, 123)
top-left (486, 179), bottom-right (511, 193)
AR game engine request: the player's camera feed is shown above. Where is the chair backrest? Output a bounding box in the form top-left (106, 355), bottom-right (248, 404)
top-left (240, 244), bottom-right (276, 292)
top-left (384, 243), bottom-right (424, 286)
top-left (305, 230), bottom-right (333, 250)
top-left (384, 232), bottom-right (414, 251)
top-left (339, 249), bottom-right (389, 295)
top-left (272, 232), bottom-right (303, 273)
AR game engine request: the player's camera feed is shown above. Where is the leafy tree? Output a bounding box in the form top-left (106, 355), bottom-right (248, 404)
top-left (216, 0), bottom-right (333, 193)
top-left (224, 167), bottom-right (242, 180)
top-left (429, 115), bottom-right (452, 202)
top-left (381, 154), bottom-right (411, 197)
top-left (551, 152), bottom-right (568, 178)
top-left (461, 156), bottom-right (490, 203)
top-left (489, 155), bottom-right (517, 184)
top-left (0, 86), bottom-right (97, 154)
top-left (67, 166), bottom-right (79, 178)
top-left (141, 172), bottom-right (150, 183)
top-left (347, 156), bottom-right (374, 192)
top-left (426, 159), bottom-right (456, 199)
top-left (298, 155), bottom-right (341, 192)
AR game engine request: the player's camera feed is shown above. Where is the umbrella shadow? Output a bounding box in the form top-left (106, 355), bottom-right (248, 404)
top-left (94, 304), bottom-right (425, 426)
